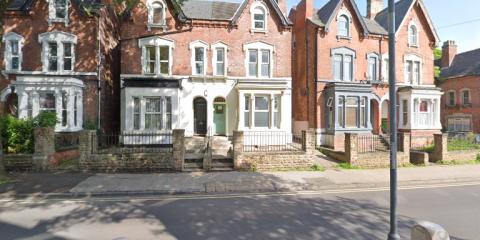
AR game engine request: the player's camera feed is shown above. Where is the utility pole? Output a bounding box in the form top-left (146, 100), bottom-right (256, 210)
top-left (387, 0), bottom-right (400, 239)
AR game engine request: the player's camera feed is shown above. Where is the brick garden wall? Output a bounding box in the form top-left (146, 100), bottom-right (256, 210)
top-left (236, 151), bottom-right (314, 171)
top-left (80, 152), bottom-right (174, 172)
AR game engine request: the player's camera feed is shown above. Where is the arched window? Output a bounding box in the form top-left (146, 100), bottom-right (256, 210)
top-left (147, 0), bottom-right (167, 30)
top-left (152, 1), bottom-right (164, 24)
top-left (338, 15), bottom-right (349, 37)
top-left (409, 25), bottom-right (418, 46)
top-left (250, 3), bottom-right (267, 32)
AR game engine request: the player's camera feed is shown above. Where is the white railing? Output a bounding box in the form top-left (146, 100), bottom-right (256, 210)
top-left (415, 112), bottom-right (434, 127)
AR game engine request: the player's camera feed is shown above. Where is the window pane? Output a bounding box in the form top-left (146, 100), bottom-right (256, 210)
top-left (216, 48), bottom-right (224, 62)
top-left (159, 46), bottom-right (169, 60)
top-left (245, 95), bottom-right (250, 110)
top-left (10, 40), bottom-right (18, 55)
top-left (64, 43), bottom-right (71, 56)
top-left (145, 98), bottom-right (162, 130)
top-left (48, 42), bottom-right (58, 71)
top-left (64, 59), bottom-right (72, 71)
top-left (249, 63), bottom-right (257, 76)
top-left (334, 54), bottom-right (342, 80)
top-left (61, 92), bottom-right (67, 127)
top-left (414, 62), bottom-right (420, 84)
top-left (152, 3), bottom-right (164, 24)
top-left (368, 57), bottom-right (377, 80)
top-left (55, 0), bottom-right (67, 18)
top-left (160, 62), bottom-right (169, 74)
top-left (338, 97), bottom-right (344, 127)
top-left (419, 101), bottom-right (428, 112)
top-left (11, 57), bottom-right (19, 70)
top-left (195, 47), bottom-right (204, 61)
top-left (255, 96), bottom-right (269, 110)
top-left (216, 63), bottom-right (225, 75)
top-left (345, 97), bottom-right (358, 128)
top-left (260, 50), bottom-right (269, 77)
top-left (360, 97), bottom-right (367, 128)
top-left (166, 97), bottom-right (172, 130)
top-left (133, 97), bottom-right (140, 130)
top-left (338, 16), bottom-right (348, 36)
top-left (255, 112), bottom-right (269, 127)
top-left (249, 50), bottom-right (257, 63)
top-left (274, 95), bottom-right (280, 128)
top-left (402, 100), bottom-right (408, 125)
top-left (344, 55), bottom-right (352, 81)
top-left (39, 92), bottom-right (56, 112)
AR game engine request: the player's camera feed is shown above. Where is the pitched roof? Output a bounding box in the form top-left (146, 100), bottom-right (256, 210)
top-left (441, 49), bottom-right (480, 79)
top-left (375, 0), bottom-right (439, 42)
top-left (312, 0), bottom-right (370, 36)
top-left (363, 17), bottom-right (387, 35)
top-left (6, 0), bottom-right (35, 11)
top-left (178, 0), bottom-right (291, 26)
top-left (180, 0), bottom-right (241, 21)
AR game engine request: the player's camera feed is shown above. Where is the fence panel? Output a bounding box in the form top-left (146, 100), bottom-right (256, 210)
top-left (96, 132), bottom-right (173, 154)
top-left (243, 132), bottom-right (303, 152)
top-left (357, 135), bottom-right (390, 153)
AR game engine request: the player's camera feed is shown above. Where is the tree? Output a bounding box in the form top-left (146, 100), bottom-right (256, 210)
top-left (434, 48), bottom-right (442, 79)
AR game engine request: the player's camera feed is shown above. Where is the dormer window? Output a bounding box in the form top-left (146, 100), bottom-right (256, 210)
top-left (338, 15), bottom-right (350, 37)
top-left (2, 32), bottom-right (24, 71)
top-left (250, 3), bottom-right (268, 32)
top-left (147, 0), bottom-right (167, 30)
top-left (39, 31), bottom-right (77, 73)
top-left (48, 0), bottom-right (69, 25)
top-left (408, 22), bottom-right (419, 47)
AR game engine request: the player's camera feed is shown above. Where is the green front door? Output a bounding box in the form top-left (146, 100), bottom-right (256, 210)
top-left (213, 103), bottom-right (226, 135)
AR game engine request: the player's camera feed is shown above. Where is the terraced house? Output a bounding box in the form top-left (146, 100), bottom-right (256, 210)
top-left (0, 0), bottom-right (120, 132)
top-left (290, 0), bottom-right (442, 149)
top-left (119, 0), bottom-right (293, 140)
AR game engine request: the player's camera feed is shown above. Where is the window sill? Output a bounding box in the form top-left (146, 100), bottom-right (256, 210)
top-left (48, 18), bottom-right (68, 26)
top-left (336, 35), bottom-right (352, 41)
top-left (250, 29), bottom-right (267, 34)
top-left (408, 44), bottom-right (419, 48)
top-left (147, 23), bottom-right (167, 31)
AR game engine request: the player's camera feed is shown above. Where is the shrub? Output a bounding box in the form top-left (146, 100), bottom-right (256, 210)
top-left (0, 115), bottom-right (34, 154)
top-left (447, 133), bottom-right (480, 151)
top-left (33, 111), bottom-right (58, 128)
top-left (83, 120), bottom-right (97, 130)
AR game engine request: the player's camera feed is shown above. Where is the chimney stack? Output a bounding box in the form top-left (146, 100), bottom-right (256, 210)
top-left (441, 40), bottom-right (457, 69)
top-left (367, 0), bottom-right (384, 19)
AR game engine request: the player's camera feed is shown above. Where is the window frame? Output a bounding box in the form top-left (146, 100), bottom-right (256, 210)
top-left (139, 36), bottom-right (175, 76)
top-left (147, 0), bottom-right (167, 30)
top-left (243, 42), bottom-right (274, 78)
top-left (189, 40), bottom-right (208, 76)
top-left (447, 90), bottom-right (456, 107)
top-left (366, 53), bottom-right (380, 81)
top-left (38, 31), bottom-right (77, 73)
top-left (331, 47), bottom-right (356, 81)
top-left (250, 3), bottom-right (268, 32)
top-left (212, 43), bottom-right (228, 76)
top-left (461, 89), bottom-right (471, 106)
top-left (48, 0), bottom-right (69, 25)
top-left (337, 14), bottom-right (350, 38)
top-left (404, 54), bottom-right (422, 85)
top-left (447, 116), bottom-right (472, 132)
top-left (408, 21), bottom-right (419, 47)
top-left (2, 32), bottom-right (24, 71)
top-left (131, 96), bottom-right (172, 131)
top-left (254, 95), bottom-right (270, 128)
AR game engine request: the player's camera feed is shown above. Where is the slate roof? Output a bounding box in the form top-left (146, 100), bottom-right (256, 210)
top-left (311, 0), bottom-right (437, 39)
top-left (441, 49), bottom-right (480, 79)
top-left (180, 0), bottom-right (241, 21)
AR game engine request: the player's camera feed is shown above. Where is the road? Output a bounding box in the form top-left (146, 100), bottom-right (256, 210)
top-left (0, 183), bottom-right (479, 240)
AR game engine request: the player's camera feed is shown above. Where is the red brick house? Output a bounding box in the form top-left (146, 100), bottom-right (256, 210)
top-left (439, 41), bottom-right (480, 133)
top-left (290, 0), bottom-right (442, 148)
top-left (0, 0), bottom-right (120, 132)
top-left (119, 0), bottom-right (293, 140)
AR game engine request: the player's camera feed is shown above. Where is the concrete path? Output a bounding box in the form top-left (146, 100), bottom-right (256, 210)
top-left (68, 164), bottom-right (480, 196)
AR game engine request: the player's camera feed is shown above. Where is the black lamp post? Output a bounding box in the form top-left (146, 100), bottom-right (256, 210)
top-left (387, 0), bottom-right (400, 239)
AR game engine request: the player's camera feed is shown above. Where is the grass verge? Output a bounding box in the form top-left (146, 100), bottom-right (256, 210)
top-left (336, 163), bottom-right (362, 170)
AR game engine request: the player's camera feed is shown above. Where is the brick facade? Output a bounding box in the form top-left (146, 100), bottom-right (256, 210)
top-left (1, 1), bottom-right (120, 132)
top-left (290, 0), bottom-right (441, 142)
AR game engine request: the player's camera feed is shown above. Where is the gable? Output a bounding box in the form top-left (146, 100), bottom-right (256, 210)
top-left (314, 0), bottom-right (369, 36)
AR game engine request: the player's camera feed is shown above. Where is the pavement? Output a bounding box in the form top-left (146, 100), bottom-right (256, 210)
top-left (1, 164), bottom-right (480, 198)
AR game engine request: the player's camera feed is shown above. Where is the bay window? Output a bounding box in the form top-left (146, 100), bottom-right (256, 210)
top-left (335, 95), bottom-right (369, 129)
top-left (131, 96), bottom-right (172, 131)
top-left (243, 93), bottom-right (282, 129)
top-left (39, 92), bottom-right (56, 114)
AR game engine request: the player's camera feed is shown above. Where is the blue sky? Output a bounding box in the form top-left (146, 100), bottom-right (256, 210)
top-left (286, 0), bottom-right (480, 53)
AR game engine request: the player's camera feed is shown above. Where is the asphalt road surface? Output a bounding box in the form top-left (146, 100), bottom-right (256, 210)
top-left (0, 183), bottom-right (479, 240)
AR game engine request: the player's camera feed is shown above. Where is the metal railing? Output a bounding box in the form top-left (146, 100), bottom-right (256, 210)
top-left (55, 132), bottom-right (80, 152)
top-left (243, 131), bottom-right (303, 152)
top-left (357, 134), bottom-right (390, 153)
top-left (96, 132), bottom-right (173, 153)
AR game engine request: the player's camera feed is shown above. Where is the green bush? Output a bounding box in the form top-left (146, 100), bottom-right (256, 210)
top-left (33, 111), bottom-right (58, 128)
top-left (0, 115), bottom-right (34, 154)
top-left (83, 120), bottom-right (97, 130)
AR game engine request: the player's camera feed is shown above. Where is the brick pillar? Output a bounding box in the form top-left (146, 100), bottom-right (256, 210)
top-left (432, 133), bottom-right (447, 162)
top-left (302, 129), bottom-right (316, 154)
top-left (172, 129), bottom-right (185, 171)
top-left (398, 132), bottom-right (411, 164)
top-left (345, 133), bottom-right (358, 165)
top-left (233, 131), bottom-right (244, 169)
top-left (79, 130), bottom-right (96, 168)
top-left (33, 127), bottom-right (55, 171)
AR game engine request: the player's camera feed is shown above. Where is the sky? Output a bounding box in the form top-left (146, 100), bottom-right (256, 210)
top-left (286, 0), bottom-right (480, 53)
